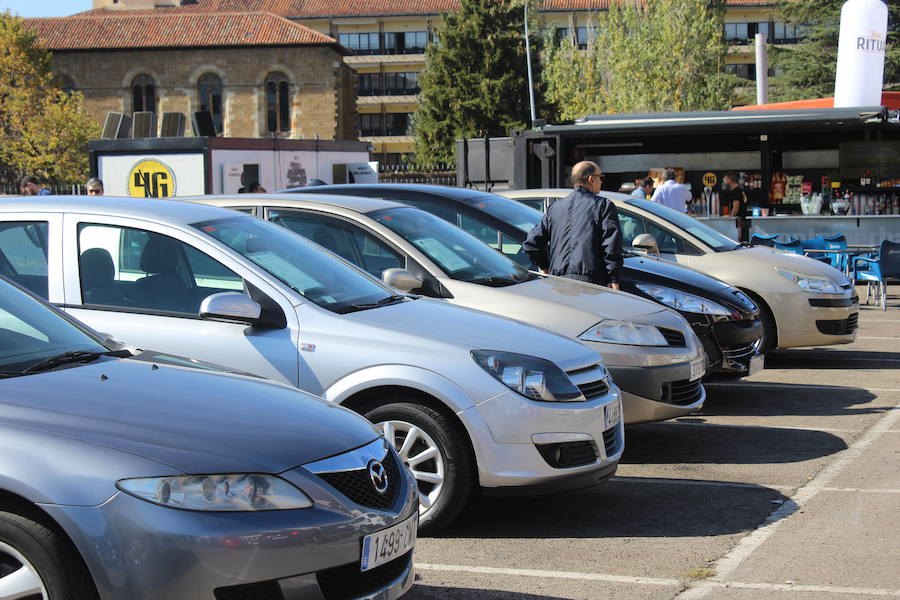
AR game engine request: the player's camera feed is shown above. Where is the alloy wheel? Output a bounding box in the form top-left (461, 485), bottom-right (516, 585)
top-left (0, 540), bottom-right (48, 600)
top-left (377, 419), bottom-right (446, 515)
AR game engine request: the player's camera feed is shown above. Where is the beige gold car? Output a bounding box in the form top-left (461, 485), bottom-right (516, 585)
top-left (500, 189), bottom-right (859, 351)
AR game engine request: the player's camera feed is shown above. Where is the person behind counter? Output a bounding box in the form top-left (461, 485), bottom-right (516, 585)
top-left (722, 172), bottom-right (750, 242)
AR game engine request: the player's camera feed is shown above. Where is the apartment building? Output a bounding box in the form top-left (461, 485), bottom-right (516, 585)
top-left (289, 1), bottom-right (797, 164)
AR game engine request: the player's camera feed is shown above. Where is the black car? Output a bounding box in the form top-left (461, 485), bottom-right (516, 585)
top-left (281, 183), bottom-right (763, 378)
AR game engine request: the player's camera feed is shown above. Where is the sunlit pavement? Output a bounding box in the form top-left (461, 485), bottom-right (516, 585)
top-left (407, 286), bottom-right (900, 599)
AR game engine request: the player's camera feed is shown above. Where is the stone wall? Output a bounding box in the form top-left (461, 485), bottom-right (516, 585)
top-left (51, 45), bottom-right (356, 140)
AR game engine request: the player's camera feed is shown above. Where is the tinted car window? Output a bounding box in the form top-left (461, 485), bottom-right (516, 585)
top-left (269, 210), bottom-right (404, 278)
top-left (370, 207), bottom-right (531, 285)
top-left (0, 222), bottom-right (49, 298)
top-left (78, 224), bottom-right (243, 314)
top-left (627, 198), bottom-right (738, 251)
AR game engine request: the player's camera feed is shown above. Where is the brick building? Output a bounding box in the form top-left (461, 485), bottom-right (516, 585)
top-left (25, 7), bottom-right (358, 140)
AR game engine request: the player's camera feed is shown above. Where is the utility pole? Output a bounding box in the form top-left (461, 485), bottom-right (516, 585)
top-left (524, 1), bottom-right (538, 127)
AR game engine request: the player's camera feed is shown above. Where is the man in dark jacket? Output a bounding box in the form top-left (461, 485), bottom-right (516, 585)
top-left (523, 161), bottom-right (623, 289)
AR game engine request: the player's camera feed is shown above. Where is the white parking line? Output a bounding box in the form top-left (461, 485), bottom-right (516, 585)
top-left (858, 336), bottom-right (900, 340)
top-left (613, 476), bottom-right (793, 492)
top-left (674, 399), bottom-right (900, 600)
top-left (697, 580), bottom-right (900, 596)
top-left (415, 564), bottom-right (900, 596)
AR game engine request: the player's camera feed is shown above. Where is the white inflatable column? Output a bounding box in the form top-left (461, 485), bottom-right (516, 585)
top-left (833, 0), bottom-right (888, 107)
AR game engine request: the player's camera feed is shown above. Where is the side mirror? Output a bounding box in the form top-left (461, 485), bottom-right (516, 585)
top-left (200, 292), bottom-right (263, 325)
top-left (382, 268), bottom-right (423, 293)
top-left (632, 233), bottom-right (660, 258)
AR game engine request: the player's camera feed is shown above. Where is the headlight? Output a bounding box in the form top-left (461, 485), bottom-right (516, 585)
top-left (472, 350), bottom-right (583, 402)
top-left (775, 268), bottom-right (841, 294)
top-left (635, 283), bottom-right (733, 316)
top-left (578, 320), bottom-right (668, 346)
top-left (117, 474), bottom-right (313, 511)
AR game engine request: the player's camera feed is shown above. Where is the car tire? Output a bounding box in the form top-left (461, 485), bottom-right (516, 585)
top-left (0, 510), bottom-right (97, 600)
top-left (756, 303), bottom-right (777, 354)
top-left (365, 401), bottom-right (474, 535)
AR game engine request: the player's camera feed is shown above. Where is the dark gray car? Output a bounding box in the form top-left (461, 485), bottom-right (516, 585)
top-left (0, 277), bottom-right (417, 599)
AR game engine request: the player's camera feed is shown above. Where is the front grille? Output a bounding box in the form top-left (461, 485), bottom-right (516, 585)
top-left (602, 427), bottom-right (621, 457)
top-left (317, 551), bottom-right (412, 600)
top-left (536, 441), bottom-right (598, 468)
top-left (816, 313), bottom-right (859, 335)
top-left (659, 328), bottom-right (686, 347)
top-left (214, 581), bottom-right (283, 600)
top-left (317, 451), bottom-right (401, 511)
top-left (809, 297), bottom-right (856, 308)
top-left (662, 379), bottom-right (704, 406)
top-left (577, 378), bottom-right (609, 400)
top-left (721, 342), bottom-right (756, 359)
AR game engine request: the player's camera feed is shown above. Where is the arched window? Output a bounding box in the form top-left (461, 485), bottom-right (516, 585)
top-left (265, 72), bottom-right (291, 133)
top-left (131, 74), bottom-right (156, 115)
top-left (198, 73), bottom-right (223, 133)
top-left (56, 74), bottom-right (76, 94)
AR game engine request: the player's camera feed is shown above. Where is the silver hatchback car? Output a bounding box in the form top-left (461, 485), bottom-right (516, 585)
top-left (0, 276), bottom-right (418, 599)
top-left (0, 197), bottom-right (623, 533)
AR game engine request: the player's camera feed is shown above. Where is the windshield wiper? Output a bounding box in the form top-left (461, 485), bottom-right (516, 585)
top-left (339, 294), bottom-right (411, 314)
top-left (23, 349), bottom-right (133, 375)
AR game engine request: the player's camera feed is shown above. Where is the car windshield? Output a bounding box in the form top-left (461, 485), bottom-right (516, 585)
top-left (465, 194), bottom-right (542, 233)
top-left (625, 198), bottom-right (739, 252)
top-left (193, 217), bottom-right (396, 314)
top-left (370, 207), bottom-right (534, 286)
top-left (0, 280), bottom-right (107, 375)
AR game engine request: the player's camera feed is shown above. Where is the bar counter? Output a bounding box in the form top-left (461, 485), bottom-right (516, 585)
top-left (697, 214), bottom-right (900, 245)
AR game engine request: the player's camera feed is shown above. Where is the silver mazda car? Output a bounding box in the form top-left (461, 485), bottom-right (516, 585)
top-left (0, 276), bottom-right (418, 599)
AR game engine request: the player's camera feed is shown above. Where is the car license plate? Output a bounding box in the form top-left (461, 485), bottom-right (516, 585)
top-left (690, 358), bottom-right (706, 381)
top-left (361, 512), bottom-right (417, 572)
top-left (604, 401), bottom-right (621, 430)
top-left (748, 354), bottom-right (764, 375)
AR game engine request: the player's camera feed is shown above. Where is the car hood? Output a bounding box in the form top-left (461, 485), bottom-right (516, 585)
top-left (722, 246), bottom-right (852, 284)
top-left (436, 276), bottom-right (680, 338)
top-left (0, 357), bottom-right (380, 474)
top-left (344, 297), bottom-right (600, 371)
top-left (624, 254), bottom-right (732, 293)
top-left (735, 246), bottom-right (848, 278)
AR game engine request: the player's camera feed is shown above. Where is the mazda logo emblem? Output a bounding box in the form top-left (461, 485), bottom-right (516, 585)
top-left (368, 459), bottom-right (389, 494)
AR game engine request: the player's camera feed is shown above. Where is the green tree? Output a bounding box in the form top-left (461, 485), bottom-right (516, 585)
top-left (770, 0), bottom-right (899, 101)
top-left (0, 12), bottom-right (99, 185)
top-left (542, 0), bottom-right (735, 119)
top-left (414, 0), bottom-right (540, 165)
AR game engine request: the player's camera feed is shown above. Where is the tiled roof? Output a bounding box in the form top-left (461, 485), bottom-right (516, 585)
top-left (75, 0), bottom-right (780, 19)
top-left (25, 11), bottom-right (337, 51)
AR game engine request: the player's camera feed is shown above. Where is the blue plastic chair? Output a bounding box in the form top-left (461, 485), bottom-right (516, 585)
top-left (853, 240), bottom-right (900, 311)
top-left (750, 233), bottom-right (778, 247)
top-left (774, 238), bottom-right (803, 255)
top-left (801, 236), bottom-right (830, 265)
top-left (822, 234), bottom-right (848, 273)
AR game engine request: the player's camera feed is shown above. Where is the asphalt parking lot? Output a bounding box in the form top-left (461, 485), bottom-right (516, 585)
top-left (408, 287), bottom-right (900, 600)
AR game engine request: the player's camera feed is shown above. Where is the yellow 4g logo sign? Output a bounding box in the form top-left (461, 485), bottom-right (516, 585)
top-left (128, 159), bottom-right (176, 198)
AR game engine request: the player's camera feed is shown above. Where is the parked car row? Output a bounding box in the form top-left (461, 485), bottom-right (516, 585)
top-left (0, 183), bottom-right (858, 599)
